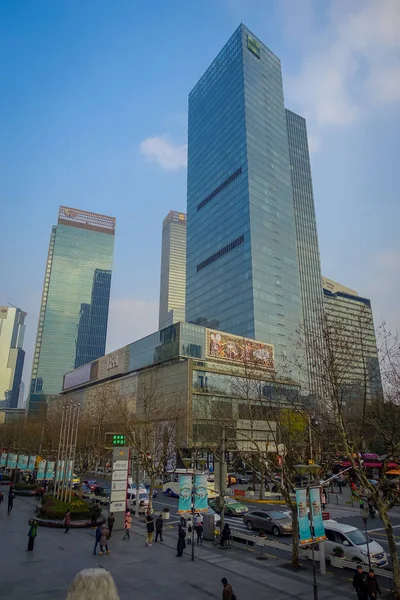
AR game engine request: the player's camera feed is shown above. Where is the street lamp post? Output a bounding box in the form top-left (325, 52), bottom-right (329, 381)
top-left (360, 505), bottom-right (372, 570)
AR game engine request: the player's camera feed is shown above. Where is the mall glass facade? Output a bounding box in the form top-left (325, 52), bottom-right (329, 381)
top-left (29, 207), bottom-right (115, 406)
top-left (186, 25), bottom-right (302, 367)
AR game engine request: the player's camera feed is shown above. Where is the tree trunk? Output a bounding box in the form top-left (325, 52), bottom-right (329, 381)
top-left (259, 473), bottom-right (265, 500)
top-left (379, 505), bottom-right (400, 599)
top-left (290, 503), bottom-right (300, 568)
top-left (148, 475), bottom-right (155, 513)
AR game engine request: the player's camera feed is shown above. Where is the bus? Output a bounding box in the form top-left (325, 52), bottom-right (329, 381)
top-left (162, 469), bottom-right (218, 500)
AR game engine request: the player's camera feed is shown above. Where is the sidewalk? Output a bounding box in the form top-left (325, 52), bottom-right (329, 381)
top-left (0, 496), bottom-right (361, 599)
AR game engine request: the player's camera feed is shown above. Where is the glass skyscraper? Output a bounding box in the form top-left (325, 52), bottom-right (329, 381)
top-left (29, 206), bottom-right (115, 411)
top-left (0, 306), bottom-right (27, 408)
top-left (186, 25), bottom-right (303, 366)
top-left (159, 211), bottom-right (187, 330)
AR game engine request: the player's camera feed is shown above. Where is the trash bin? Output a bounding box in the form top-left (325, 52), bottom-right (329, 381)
top-left (203, 513), bottom-right (215, 541)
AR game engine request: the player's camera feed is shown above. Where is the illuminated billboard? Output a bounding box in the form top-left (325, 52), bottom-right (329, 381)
top-left (207, 330), bottom-right (274, 370)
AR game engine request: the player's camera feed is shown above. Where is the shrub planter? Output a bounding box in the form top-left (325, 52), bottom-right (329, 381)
top-left (35, 516), bottom-right (105, 528)
top-left (330, 556), bottom-right (345, 569)
top-left (14, 489), bottom-right (37, 497)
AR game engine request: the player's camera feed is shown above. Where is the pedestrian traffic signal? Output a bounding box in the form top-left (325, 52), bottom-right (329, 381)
top-left (112, 434), bottom-right (126, 446)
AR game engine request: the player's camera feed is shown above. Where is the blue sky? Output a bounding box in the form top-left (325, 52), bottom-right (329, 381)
top-left (1, 0), bottom-right (399, 389)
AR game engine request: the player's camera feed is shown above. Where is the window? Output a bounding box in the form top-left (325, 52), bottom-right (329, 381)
top-left (197, 167), bottom-right (242, 211)
top-left (197, 235), bottom-right (244, 272)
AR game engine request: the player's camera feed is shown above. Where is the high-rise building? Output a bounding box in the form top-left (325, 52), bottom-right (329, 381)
top-left (186, 25), bottom-right (303, 367)
top-left (0, 306), bottom-right (27, 409)
top-left (29, 207), bottom-right (115, 413)
top-left (286, 109), bottom-right (325, 389)
top-left (159, 211), bottom-right (186, 330)
top-left (322, 277), bottom-right (383, 401)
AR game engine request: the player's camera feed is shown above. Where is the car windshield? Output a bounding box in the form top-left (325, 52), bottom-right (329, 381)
top-left (225, 498), bottom-right (239, 505)
top-left (139, 493), bottom-right (148, 500)
top-left (346, 529), bottom-right (368, 545)
top-left (267, 511), bottom-right (287, 520)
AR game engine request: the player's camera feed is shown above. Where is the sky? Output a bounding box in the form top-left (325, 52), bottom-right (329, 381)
top-left (1, 0), bottom-right (399, 392)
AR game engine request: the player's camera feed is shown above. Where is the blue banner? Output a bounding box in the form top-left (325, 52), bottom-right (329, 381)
top-left (46, 461), bottom-right (55, 480)
top-left (8, 454), bottom-right (18, 469)
top-left (178, 475), bottom-right (192, 513)
top-left (27, 455), bottom-right (36, 471)
top-left (37, 461), bottom-right (46, 480)
top-left (55, 460), bottom-right (65, 481)
top-left (17, 455), bottom-right (29, 470)
top-left (310, 487), bottom-right (326, 542)
top-left (296, 488), bottom-right (313, 545)
top-left (194, 474), bottom-right (208, 512)
top-left (0, 453), bottom-right (7, 467)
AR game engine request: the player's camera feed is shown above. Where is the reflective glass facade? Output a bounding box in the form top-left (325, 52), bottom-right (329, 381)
top-left (30, 207), bottom-right (115, 402)
top-left (159, 211), bottom-right (187, 330)
top-left (186, 25), bottom-right (302, 366)
top-left (0, 307), bottom-right (26, 408)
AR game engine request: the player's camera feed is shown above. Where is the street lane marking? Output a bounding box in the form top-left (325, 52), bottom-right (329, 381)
top-left (368, 525), bottom-right (400, 532)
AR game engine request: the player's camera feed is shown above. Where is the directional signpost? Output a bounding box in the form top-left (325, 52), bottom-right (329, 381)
top-left (110, 445), bottom-right (129, 531)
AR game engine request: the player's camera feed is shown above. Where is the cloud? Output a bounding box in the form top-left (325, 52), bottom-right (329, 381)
top-left (285, 0), bottom-right (400, 126)
top-left (106, 298), bottom-right (158, 352)
top-left (139, 135), bottom-right (187, 170)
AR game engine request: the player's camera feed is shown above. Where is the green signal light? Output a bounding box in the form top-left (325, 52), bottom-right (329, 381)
top-left (112, 434), bottom-right (125, 446)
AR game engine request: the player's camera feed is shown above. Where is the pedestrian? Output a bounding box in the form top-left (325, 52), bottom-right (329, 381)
top-left (197, 522), bottom-right (203, 545)
top-left (145, 514), bottom-right (154, 546)
top-left (221, 577), bottom-right (235, 600)
top-left (7, 491), bottom-right (15, 515)
top-left (123, 510), bottom-right (132, 540)
top-left (220, 523), bottom-right (231, 549)
top-left (155, 513), bottom-right (163, 543)
top-left (320, 489), bottom-right (327, 510)
top-left (107, 512), bottom-right (115, 538)
top-left (99, 523), bottom-right (110, 556)
top-left (93, 523), bottom-right (102, 556)
top-left (64, 509), bottom-right (71, 533)
top-left (176, 524), bottom-right (186, 557)
top-left (366, 569), bottom-right (381, 599)
top-left (187, 518), bottom-right (192, 545)
top-left (353, 565), bottom-right (367, 600)
top-left (0, 490), bottom-right (4, 506)
top-left (27, 518), bottom-right (38, 551)
top-left (90, 501), bottom-right (101, 528)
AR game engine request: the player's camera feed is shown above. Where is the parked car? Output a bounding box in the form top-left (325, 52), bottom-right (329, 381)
top-left (144, 484), bottom-right (158, 498)
top-left (209, 496), bottom-right (249, 517)
top-left (235, 474), bottom-right (249, 485)
top-left (323, 520), bottom-right (388, 567)
top-left (243, 510), bottom-right (292, 536)
top-left (93, 485), bottom-right (111, 499)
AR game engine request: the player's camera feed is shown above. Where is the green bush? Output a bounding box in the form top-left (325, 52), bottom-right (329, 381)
top-left (38, 495), bottom-right (92, 520)
top-left (15, 483), bottom-right (37, 490)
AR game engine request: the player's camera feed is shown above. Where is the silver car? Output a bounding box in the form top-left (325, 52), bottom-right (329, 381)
top-left (243, 510), bottom-right (292, 536)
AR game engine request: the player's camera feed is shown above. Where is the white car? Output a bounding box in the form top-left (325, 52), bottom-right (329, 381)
top-left (323, 520), bottom-right (388, 567)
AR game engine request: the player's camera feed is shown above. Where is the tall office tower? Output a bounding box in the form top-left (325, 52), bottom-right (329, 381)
top-left (29, 207), bottom-right (115, 412)
top-left (186, 25), bottom-right (302, 367)
top-left (159, 211), bottom-right (187, 330)
top-left (0, 306), bottom-right (27, 408)
top-left (322, 277), bottom-right (383, 402)
top-left (286, 109), bottom-right (325, 390)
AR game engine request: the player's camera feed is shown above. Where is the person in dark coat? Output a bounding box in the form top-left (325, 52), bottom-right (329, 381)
top-left (155, 514), bottom-right (163, 542)
top-left (197, 522), bottom-right (203, 545)
top-left (64, 509), bottom-right (71, 533)
top-left (353, 566), bottom-right (367, 600)
top-left (220, 523), bottom-right (231, 548)
top-left (0, 490), bottom-right (4, 506)
top-left (366, 570), bottom-right (381, 599)
top-left (27, 519), bottom-right (38, 551)
top-left (7, 491), bottom-right (15, 515)
top-left (145, 515), bottom-right (154, 546)
top-left (176, 525), bottom-right (186, 557)
top-left (93, 523), bottom-right (102, 555)
top-left (107, 513), bottom-right (115, 538)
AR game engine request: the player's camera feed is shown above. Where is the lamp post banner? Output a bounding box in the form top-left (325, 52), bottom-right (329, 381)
top-left (194, 475), bottom-right (208, 512)
top-left (37, 461), bottom-right (46, 480)
top-left (17, 455), bottom-right (29, 470)
top-left (178, 475), bottom-right (192, 513)
top-left (8, 454), bottom-right (18, 469)
top-left (0, 453), bottom-right (8, 467)
top-left (296, 488), bottom-right (313, 545)
top-left (310, 487), bottom-right (327, 542)
top-left (46, 461), bottom-right (55, 480)
top-left (27, 455), bottom-right (36, 471)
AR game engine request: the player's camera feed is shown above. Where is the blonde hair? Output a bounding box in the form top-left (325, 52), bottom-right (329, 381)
top-left (66, 568), bottom-right (119, 600)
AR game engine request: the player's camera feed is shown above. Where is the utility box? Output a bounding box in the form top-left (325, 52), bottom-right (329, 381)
top-left (203, 513), bottom-right (215, 541)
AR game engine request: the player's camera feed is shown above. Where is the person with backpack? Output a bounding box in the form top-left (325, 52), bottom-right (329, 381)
top-left (145, 514), bottom-right (154, 546)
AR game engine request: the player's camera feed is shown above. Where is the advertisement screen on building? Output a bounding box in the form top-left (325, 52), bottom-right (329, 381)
top-left (207, 330), bottom-right (274, 370)
top-left (63, 363), bottom-right (91, 390)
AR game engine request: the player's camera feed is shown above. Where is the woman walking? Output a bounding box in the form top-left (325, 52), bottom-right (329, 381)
top-left (99, 524), bottom-right (110, 556)
top-left (176, 524), bottom-right (186, 557)
top-left (27, 518), bottom-right (38, 551)
top-left (64, 509), bottom-right (71, 533)
top-left (123, 510), bottom-right (132, 540)
top-left (146, 515), bottom-right (154, 546)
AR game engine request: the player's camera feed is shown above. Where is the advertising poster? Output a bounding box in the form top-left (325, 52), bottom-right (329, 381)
top-left (194, 475), bottom-right (208, 512)
top-left (8, 454), bottom-right (18, 469)
top-left (310, 487), bottom-right (326, 542)
top-left (207, 330), bottom-right (274, 370)
top-left (46, 461), bottom-right (55, 480)
top-left (17, 455), bottom-right (29, 470)
top-left (37, 461), bottom-right (46, 480)
top-left (295, 488), bottom-right (313, 545)
top-left (178, 475), bottom-right (192, 513)
top-left (27, 455), bottom-right (36, 471)
top-left (0, 453), bottom-right (8, 467)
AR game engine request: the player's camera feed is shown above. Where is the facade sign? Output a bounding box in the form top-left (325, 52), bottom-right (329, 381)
top-left (247, 34), bottom-right (261, 58)
top-left (110, 501), bottom-right (125, 513)
top-left (207, 329), bottom-right (274, 370)
top-left (108, 354), bottom-right (118, 369)
top-left (63, 363), bottom-right (91, 390)
top-left (310, 487), bottom-right (326, 542)
top-left (296, 488), bottom-right (313, 545)
top-left (178, 475), bottom-right (192, 513)
top-left (112, 480), bottom-right (127, 491)
top-left (194, 475), bottom-right (208, 512)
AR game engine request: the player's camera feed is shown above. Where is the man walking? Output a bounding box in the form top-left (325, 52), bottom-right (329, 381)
top-left (155, 514), bottom-right (163, 542)
top-left (366, 569), bottom-right (381, 599)
top-left (145, 514), bottom-right (154, 546)
top-left (107, 512), bottom-right (115, 537)
top-left (27, 518), bottom-right (38, 551)
top-left (353, 565), bottom-right (367, 600)
top-left (93, 523), bottom-right (102, 555)
top-left (7, 490), bottom-right (15, 515)
top-left (221, 577), bottom-right (234, 600)
top-left (64, 509), bottom-right (71, 533)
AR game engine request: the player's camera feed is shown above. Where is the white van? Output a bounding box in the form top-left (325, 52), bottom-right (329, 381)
top-left (323, 520), bottom-right (388, 567)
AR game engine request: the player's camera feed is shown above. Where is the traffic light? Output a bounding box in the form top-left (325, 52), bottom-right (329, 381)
top-left (112, 434), bottom-right (126, 446)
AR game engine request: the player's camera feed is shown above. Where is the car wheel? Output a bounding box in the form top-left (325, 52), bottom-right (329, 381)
top-left (272, 526), bottom-right (280, 537)
top-left (352, 557), bottom-right (362, 563)
top-left (227, 509), bottom-right (233, 517)
top-left (246, 520), bottom-right (253, 531)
